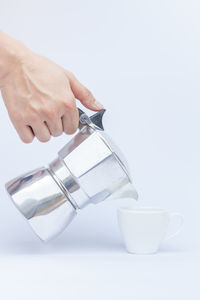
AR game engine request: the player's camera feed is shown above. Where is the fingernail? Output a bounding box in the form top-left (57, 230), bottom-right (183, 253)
top-left (94, 100), bottom-right (104, 110)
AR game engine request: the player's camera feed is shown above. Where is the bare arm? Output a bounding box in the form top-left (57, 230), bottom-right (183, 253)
top-left (0, 31), bottom-right (103, 143)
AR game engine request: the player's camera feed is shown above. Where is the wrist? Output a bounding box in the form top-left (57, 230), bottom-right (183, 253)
top-left (0, 31), bottom-right (28, 87)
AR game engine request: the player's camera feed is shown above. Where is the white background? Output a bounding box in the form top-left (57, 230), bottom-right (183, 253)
top-left (0, 0), bottom-right (200, 299)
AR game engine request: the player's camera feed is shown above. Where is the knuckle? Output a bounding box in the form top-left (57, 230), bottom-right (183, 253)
top-left (38, 135), bottom-right (51, 143)
top-left (82, 88), bottom-right (92, 99)
top-left (64, 129), bottom-right (74, 135)
top-left (25, 113), bottom-right (38, 124)
top-left (30, 105), bottom-right (57, 121)
top-left (21, 135), bottom-right (34, 144)
top-left (83, 88), bottom-right (94, 103)
top-left (29, 102), bottom-right (42, 115)
top-left (62, 99), bottom-right (75, 112)
top-left (64, 125), bottom-right (77, 135)
top-left (50, 125), bottom-right (63, 137)
top-left (36, 106), bottom-right (46, 116)
top-left (52, 131), bottom-right (62, 137)
top-left (45, 109), bottom-right (58, 121)
top-left (67, 71), bottom-right (75, 80)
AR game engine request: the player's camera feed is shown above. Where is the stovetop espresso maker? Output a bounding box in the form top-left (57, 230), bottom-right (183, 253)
top-left (5, 109), bottom-right (138, 241)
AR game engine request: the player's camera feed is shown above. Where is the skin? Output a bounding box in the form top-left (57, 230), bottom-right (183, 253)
top-left (0, 31), bottom-right (103, 143)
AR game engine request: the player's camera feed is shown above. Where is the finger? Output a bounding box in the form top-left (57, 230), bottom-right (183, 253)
top-left (11, 117), bottom-right (35, 143)
top-left (45, 119), bottom-right (63, 137)
top-left (16, 125), bottom-right (35, 144)
top-left (62, 102), bottom-right (79, 135)
top-left (65, 71), bottom-right (104, 111)
top-left (31, 121), bottom-right (51, 143)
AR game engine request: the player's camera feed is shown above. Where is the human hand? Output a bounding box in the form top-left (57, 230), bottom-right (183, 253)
top-left (0, 32), bottom-right (103, 143)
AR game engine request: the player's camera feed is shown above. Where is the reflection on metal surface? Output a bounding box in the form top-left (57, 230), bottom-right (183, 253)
top-left (5, 109), bottom-right (138, 242)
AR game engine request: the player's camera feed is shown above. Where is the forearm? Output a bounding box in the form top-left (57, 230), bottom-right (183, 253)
top-left (0, 31), bottom-right (26, 87)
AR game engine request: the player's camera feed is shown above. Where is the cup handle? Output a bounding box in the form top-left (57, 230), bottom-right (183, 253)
top-left (164, 213), bottom-right (184, 241)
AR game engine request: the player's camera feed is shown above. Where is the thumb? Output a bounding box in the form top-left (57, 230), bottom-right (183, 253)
top-left (65, 71), bottom-right (104, 111)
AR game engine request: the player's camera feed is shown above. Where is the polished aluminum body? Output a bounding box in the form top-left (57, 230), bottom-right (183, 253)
top-left (6, 109), bottom-right (138, 242)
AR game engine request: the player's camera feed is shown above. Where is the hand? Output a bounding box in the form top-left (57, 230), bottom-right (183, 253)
top-left (0, 33), bottom-right (103, 143)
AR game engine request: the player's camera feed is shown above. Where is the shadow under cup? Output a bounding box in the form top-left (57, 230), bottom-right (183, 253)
top-left (117, 207), bottom-right (184, 254)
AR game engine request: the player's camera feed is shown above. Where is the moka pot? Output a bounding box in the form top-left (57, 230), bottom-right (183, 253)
top-left (5, 109), bottom-right (138, 242)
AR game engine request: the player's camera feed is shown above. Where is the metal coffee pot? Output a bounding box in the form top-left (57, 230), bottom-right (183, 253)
top-left (5, 109), bottom-right (138, 242)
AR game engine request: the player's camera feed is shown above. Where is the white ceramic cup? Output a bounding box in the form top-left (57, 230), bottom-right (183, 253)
top-left (117, 207), bottom-right (184, 254)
